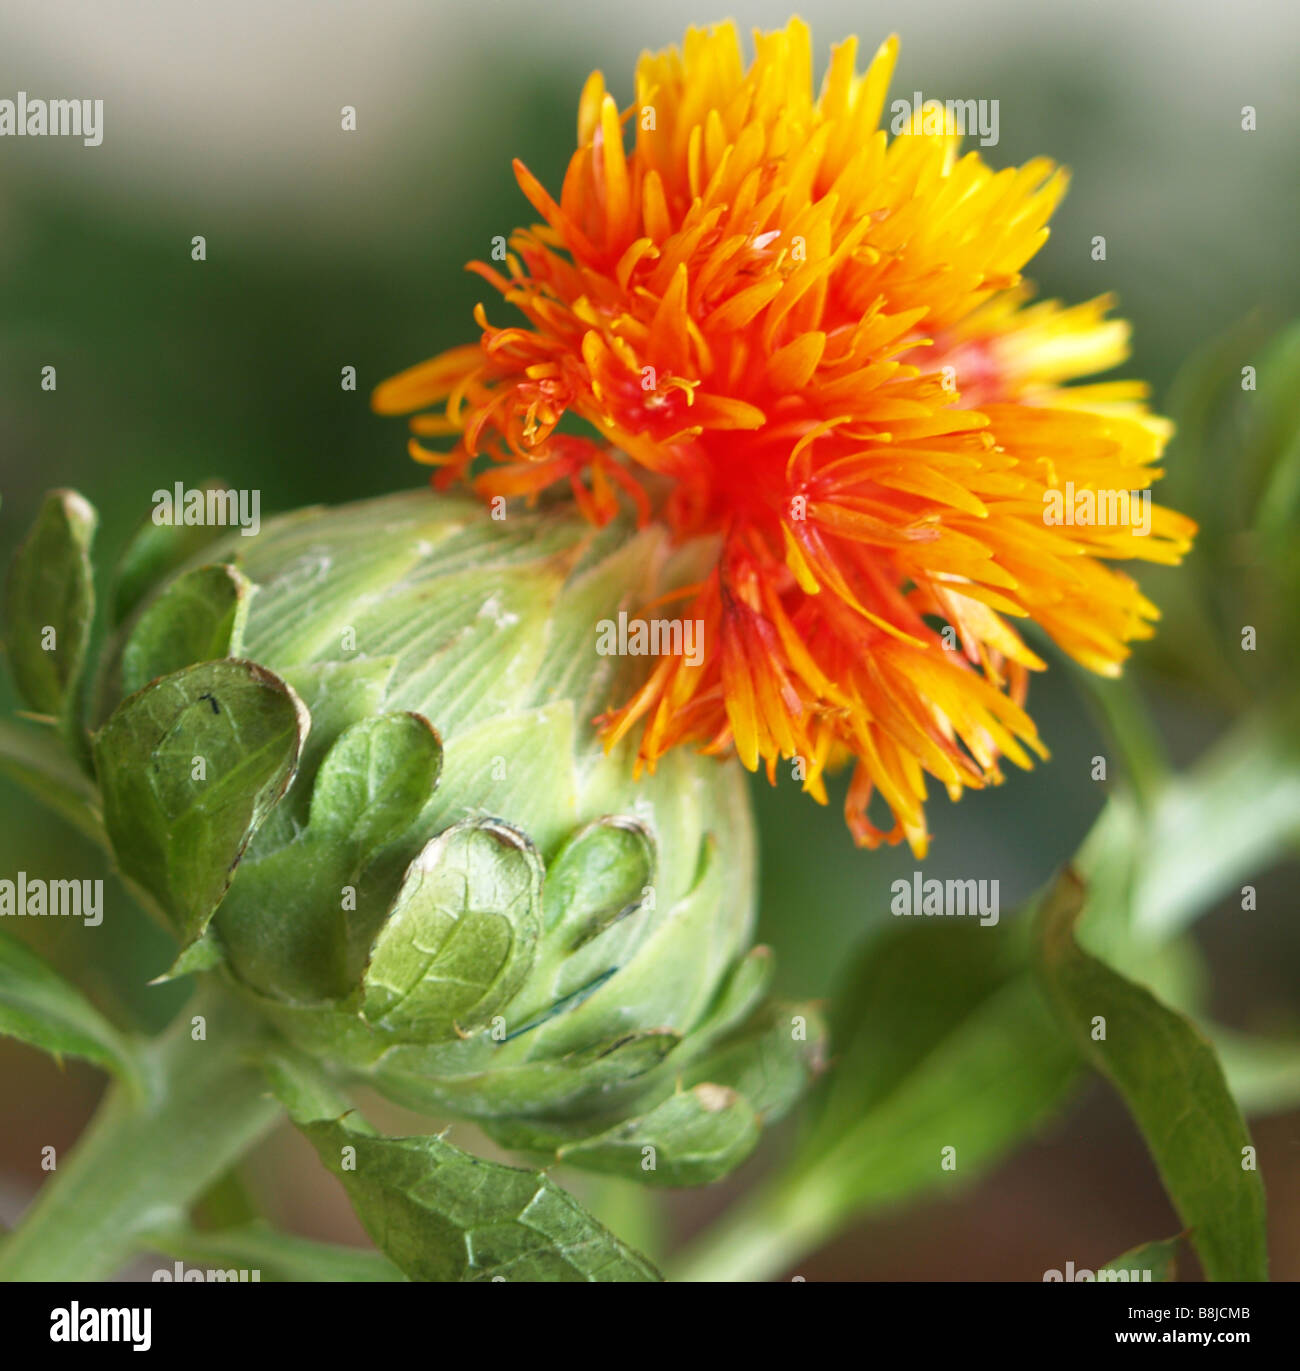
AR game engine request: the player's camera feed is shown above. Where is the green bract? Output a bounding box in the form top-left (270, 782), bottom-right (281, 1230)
top-left (10, 487), bottom-right (825, 1188)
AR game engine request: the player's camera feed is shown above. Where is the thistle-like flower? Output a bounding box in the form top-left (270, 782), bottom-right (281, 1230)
top-left (375, 19), bottom-right (1196, 855)
top-left (0, 16), bottom-right (1199, 1210)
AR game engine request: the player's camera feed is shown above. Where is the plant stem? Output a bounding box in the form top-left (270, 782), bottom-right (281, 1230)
top-left (0, 719), bottom-right (107, 853)
top-left (0, 989), bottom-right (281, 1281)
top-left (670, 1174), bottom-right (837, 1283)
top-left (574, 1174), bottom-right (668, 1270)
top-left (1076, 670), bottom-right (1171, 814)
top-left (1129, 708), bottom-right (1300, 937)
top-left (0, 717), bottom-right (175, 928)
top-left (679, 709), bottom-right (1300, 1282)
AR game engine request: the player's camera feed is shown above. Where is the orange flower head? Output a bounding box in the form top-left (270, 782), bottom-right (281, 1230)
top-left (374, 19), bottom-right (1196, 857)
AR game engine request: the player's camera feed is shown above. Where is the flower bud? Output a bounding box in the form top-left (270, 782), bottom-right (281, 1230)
top-left (13, 487), bottom-right (824, 1185)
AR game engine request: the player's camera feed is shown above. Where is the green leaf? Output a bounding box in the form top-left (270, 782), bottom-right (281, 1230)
top-left (675, 945), bottom-right (777, 1052)
top-left (258, 1040), bottom-right (364, 1129)
top-left (297, 1116), bottom-right (661, 1282)
top-left (0, 926), bottom-right (141, 1090)
top-left (790, 917), bottom-right (1079, 1215)
top-left (374, 1025), bottom-right (681, 1120)
top-left (556, 1084), bottom-right (760, 1187)
top-left (1099, 1236), bottom-right (1183, 1283)
top-left (682, 999), bottom-right (827, 1124)
top-left (514, 826), bottom-right (734, 1063)
top-left (215, 710), bottom-right (441, 1000)
top-left (673, 918), bottom-right (1080, 1282)
top-left (1035, 868), bottom-right (1268, 1282)
top-left (119, 563), bottom-right (254, 697)
top-left (502, 816), bottom-right (656, 1030)
top-left (254, 656), bottom-right (396, 850)
top-left (361, 819), bottom-right (543, 1040)
top-left (154, 929), bottom-right (226, 982)
top-left (3, 490), bottom-right (97, 742)
top-left (110, 481), bottom-right (235, 626)
top-left (142, 1222), bottom-right (404, 1282)
top-left (542, 816), bottom-right (654, 950)
top-left (306, 710), bottom-right (439, 853)
top-left (92, 659), bottom-right (309, 946)
top-left (491, 996), bottom-right (826, 1185)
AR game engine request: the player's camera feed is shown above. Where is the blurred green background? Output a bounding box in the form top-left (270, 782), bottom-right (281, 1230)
top-left (2, 0), bottom-right (1297, 1279)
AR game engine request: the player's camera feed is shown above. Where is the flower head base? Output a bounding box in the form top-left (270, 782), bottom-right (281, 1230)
top-left (3, 484), bottom-right (824, 1184)
top-left (375, 20), bottom-right (1196, 856)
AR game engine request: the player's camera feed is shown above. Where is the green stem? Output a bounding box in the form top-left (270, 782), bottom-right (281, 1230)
top-left (0, 717), bottom-right (178, 929)
top-left (680, 710), bottom-right (1300, 1282)
top-left (0, 718), bottom-right (107, 853)
top-left (0, 988), bottom-right (281, 1281)
top-left (1129, 709), bottom-right (1300, 937)
top-left (1075, 670), bottom-right (1171, 814)
top-left (670, 1174), bottom-right (837, 1283)
top-left (574, 1174), bottom-right (668, 1269)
